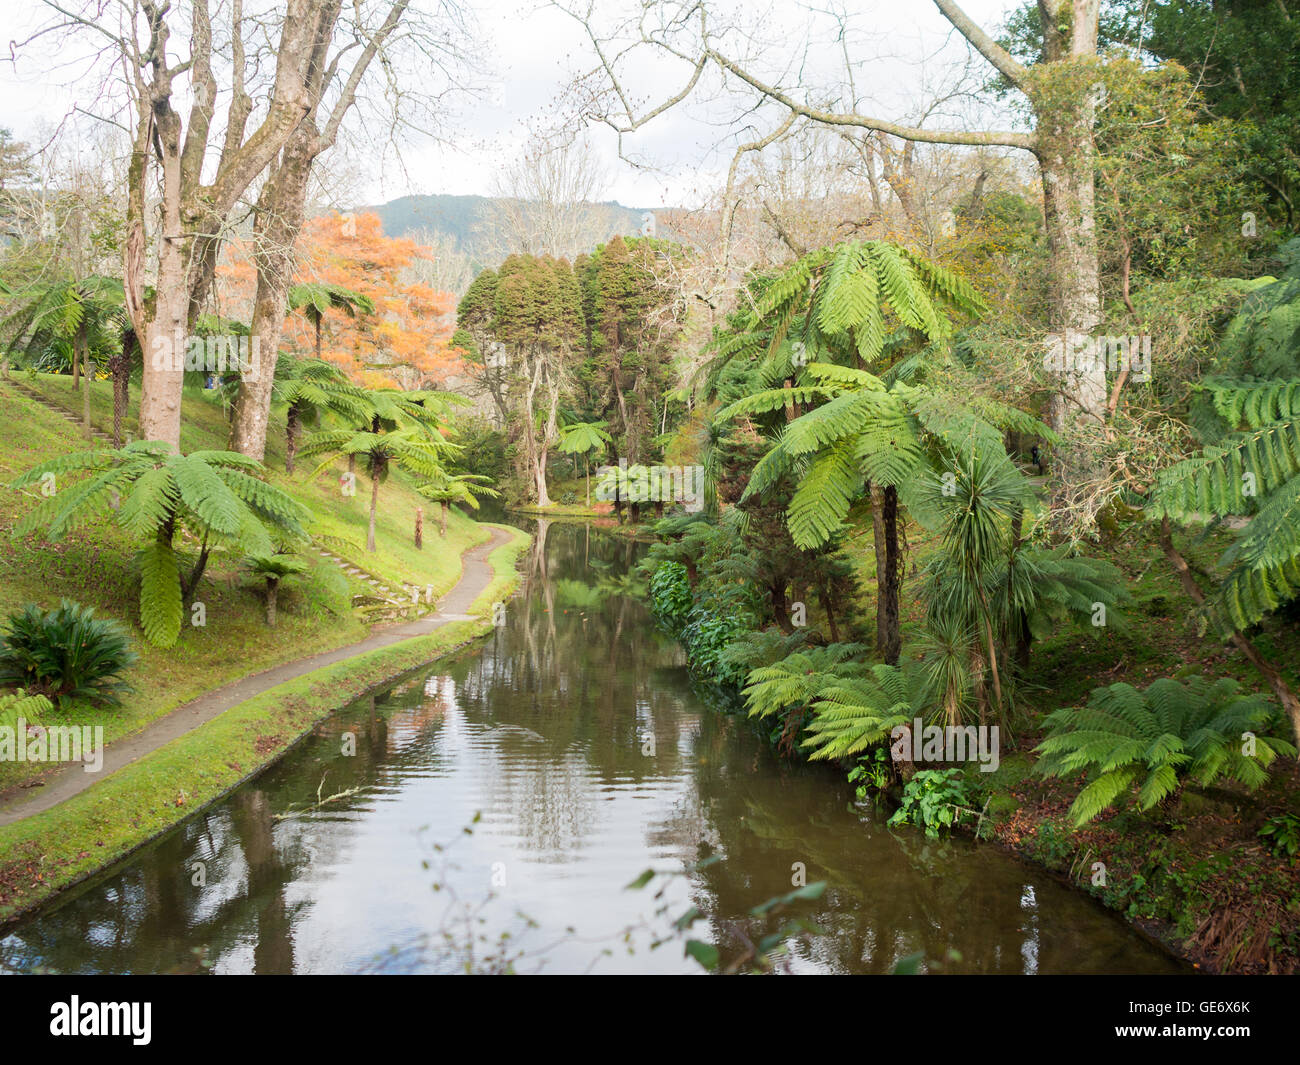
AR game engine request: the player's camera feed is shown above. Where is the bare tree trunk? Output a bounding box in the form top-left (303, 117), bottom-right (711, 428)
top-left (1040, 148), bottom-right (1106, 429)
top-left (121, 1), bottom-right (331, 453)
top-left (229, 0), bottom-right (412, 458)
top-left (230, 132), bottom-right (311, 460)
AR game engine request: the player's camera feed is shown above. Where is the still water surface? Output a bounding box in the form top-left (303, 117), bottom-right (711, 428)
top-left (1, 521), bottom-right (1183, 974)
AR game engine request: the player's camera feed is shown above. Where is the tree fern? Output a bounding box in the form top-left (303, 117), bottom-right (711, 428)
top-left (743, 644), bottom-right (869, 721)
top-left (0, 690), bottom-right (51, 733)
top-left (802, 664), bottom-right (924, 762)
top-left (11, 445), bottom-right (307, 647)
top-left (137, 539), bottom-right (183, 648)
top-left (1036, 676), bottom-right (1295, 825)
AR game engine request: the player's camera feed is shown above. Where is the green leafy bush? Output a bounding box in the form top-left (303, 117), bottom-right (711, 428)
top-left (1036, 675), bottom-right (1296, 826)
top-left (848, 747), bottom-right (893, 800)
top-left (648, 561), bottom-right (692, 631)
top-left (1259, 813), bottom-right (1300, 858)
top-left (888, 769), bottom-right (977, 837)
top-left (0, 600), bottom-right (137, 708)
top-left (681, 608), bottom-right (752, 688)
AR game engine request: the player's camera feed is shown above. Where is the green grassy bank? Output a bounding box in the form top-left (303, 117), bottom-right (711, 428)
top-left (0, 523), bottom-right (530, 926)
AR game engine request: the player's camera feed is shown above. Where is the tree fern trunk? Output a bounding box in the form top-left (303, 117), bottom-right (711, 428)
top-left (83, 345), bottom-right (93, 441)
top-left (77, 320), bottom-right (92, 441)
top-left (440, 502), bottom-right (448, 536)
top-left (285, 403), bottom-right (301, 473)
top-left (110, 345), bottom-right (130, 449)
top-left (367, 473), bottom-right (380, 552)
top-left (266, 577), bottom-right (279, 627)
top-left (871, 482), bottom-right (901, 665)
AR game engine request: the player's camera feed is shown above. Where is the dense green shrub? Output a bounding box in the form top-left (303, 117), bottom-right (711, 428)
top-left (648, 561), bottom-right (693, 631)
top-left (681, 608), bottom-right (752, 688)
top-left (0, 600), bottom-right (137, 708)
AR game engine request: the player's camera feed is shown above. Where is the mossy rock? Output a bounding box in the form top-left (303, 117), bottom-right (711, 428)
top-left (973, 751), bottom-right (1034, 791)
top-left (1173, 789), bottom-right (1246, 819)
top-left (1138, 593), bottom-right (1171, 617)
top-left (987, 792), bottom-right (1020, 823)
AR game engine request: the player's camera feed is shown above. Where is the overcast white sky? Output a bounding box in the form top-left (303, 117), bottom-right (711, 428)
top-left (0, 0), bottom-right (1024, 210)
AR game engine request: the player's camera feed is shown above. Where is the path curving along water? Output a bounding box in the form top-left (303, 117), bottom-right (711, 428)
top-left (0, 525), bottom-right (517, 827)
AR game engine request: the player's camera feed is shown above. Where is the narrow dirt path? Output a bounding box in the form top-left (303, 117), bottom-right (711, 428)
top-left (0, 525), bottom-right (516, 826)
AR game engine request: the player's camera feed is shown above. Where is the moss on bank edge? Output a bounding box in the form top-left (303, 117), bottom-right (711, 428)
top-left (0, 525), bottom-right (531, 928)
top-left (468, 523), bottom-right (531, 615)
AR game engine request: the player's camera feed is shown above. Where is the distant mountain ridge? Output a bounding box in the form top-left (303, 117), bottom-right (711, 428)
top-left (358, 193), bottom-right (655, 267)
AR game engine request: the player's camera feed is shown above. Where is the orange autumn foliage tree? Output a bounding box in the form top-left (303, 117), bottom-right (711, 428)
top-left (218, 212), bottom-right (462, 391)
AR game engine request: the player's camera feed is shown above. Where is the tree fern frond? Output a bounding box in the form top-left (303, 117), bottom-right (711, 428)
top-left (137, 540), bottom-right (183, 648)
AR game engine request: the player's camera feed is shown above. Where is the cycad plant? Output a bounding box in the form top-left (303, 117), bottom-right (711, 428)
top-left (301, 427), bottom-right (461, 551)
top-left (416, 472), bottom-right (499, 535)
top-left (244, 553), bottom-right (308, 627)
top-left (11, 443), bottom-right (308, 646)
top-left (1036, 675), bottom-right (1296, 826)
top-left (0, 599), bottom-right (137, 707)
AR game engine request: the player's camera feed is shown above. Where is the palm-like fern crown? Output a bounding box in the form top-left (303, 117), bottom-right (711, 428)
top-left (699, 239), bottom-right (986, 398)
top-left (742, 644), bottom-right (869, 722)
top-left (0, 690), bottom-right (52, 732)
top-left (416, 472), bottom-right (499, 508)
top-left (301, 426), bottom-right (462, 483)
top-left (1036, 675), bottom-right (1296, 825)
top-left (364, 388), bottom-right (470, 435)
top-left (275, 359), bottom-right (371, 423)
top-left (2, 275), bottom-right (126, 365)
top-left (702, 241), bottom-right (1047, 550)
top-left (1150, 254), bottom-right (1300, 635)
top-left (11, 443), bottom-right (309, 647)
top-left (245, 553), bottom-right (310, 579)
top-left (557, 420), bottom-right (612, 455)
top-left (288, 282), bottom-right (376, 321)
